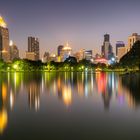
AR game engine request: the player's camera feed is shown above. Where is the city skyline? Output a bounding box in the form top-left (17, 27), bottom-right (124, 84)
top-left (0, 15), bottom-right (140, 63)
top-left (0, 0), bottom-right (140, 57)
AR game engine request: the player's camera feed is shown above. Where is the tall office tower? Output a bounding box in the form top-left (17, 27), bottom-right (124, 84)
top-left (101, 34), bottom-right (113, 60)
top-left (58, 45), bottom-right (64, 56)
top-left (26, 37), bottom-right (40, 61)
top-left (0, 16), bottom-right (10, 62)
top-left (84, 50), bottom-right (93, 61)
top-left (116, 41), bottom-right (126, 61)
top-left (104, 34), bottom-right (110, 42)
top-left (9, 40), bottom-right (19, 61)
top-left (128, 33), bottom-right (140, 52)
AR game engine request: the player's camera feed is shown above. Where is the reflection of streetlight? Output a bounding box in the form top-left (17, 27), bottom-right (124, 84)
top-left (7, 67), bottom-right (10, 71)
top-left (85, 68), bottom-right (88, 72)
top-left (13, 64), bottom-right (18, 70)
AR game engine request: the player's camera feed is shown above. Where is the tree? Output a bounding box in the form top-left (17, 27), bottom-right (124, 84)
top-left (120, 41), bottom-right (140, 65)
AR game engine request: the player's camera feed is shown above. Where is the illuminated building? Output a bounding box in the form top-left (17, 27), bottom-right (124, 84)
top-left (74, 49), bottom-right (85, 62)
top-left (94, 58), bottom-right (108, 65)
top-left (0, 16), bottom-right (10, 62)
top-left (26, 37), bottom-right (40, 61)
top-left (57, 45), bottom-right (64, 62)
top-left (57, 45), bottom-right (64, 56)
top-left (49, 53), bottom-right (57, 62)
top-left (84, 50), bottom-right (93, 61)
top-left (26, 52), bottom-right (37, 61)
top-left (101, 34), bottom-right (113, 60)
top-left (42, 52), bottom-right (50, 63)
top-left (127, 33), bottom-right (140, 52)
top-left (60, 42), bottom-right (72, 61)
top-left (116, 41), bottom-right (126, 61)
top-left (9, 40), bottom-right (19, 61)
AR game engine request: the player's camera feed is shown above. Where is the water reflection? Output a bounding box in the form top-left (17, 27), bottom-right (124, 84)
top-left (0, 72), bottom-right (140, 135)
top-left (121, 73), bottom-right (140, 108)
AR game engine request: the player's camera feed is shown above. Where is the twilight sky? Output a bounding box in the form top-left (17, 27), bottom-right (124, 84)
top-left (0, 0), bottom-right (140, 57)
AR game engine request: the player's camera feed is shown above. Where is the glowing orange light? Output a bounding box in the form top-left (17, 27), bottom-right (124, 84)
top-left (62, 85), bottom-right (72, 106)
top-left (0, 109), bottom-right (8, 134)
top-left (63, 42), bottom-right (72, 50)
top-left (2, 84), bottom-right (7, 102)
top-left (0, 16), bottom-right (7, 28)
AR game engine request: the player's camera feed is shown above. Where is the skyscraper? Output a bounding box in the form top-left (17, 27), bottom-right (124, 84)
top-left (0, 16), bottom-right (10, 62)
top-left (116, 41), bottom-right (126, 61)
top-left (26, 37), bottom-right (40, 61)
top-left (57, 45), bottom-right (64, 56)
top-left (101, 34), bottom-right (113, 60)
top-left (84, 50), bottom-right (93, 61)
top-left (42, 52), bottom-right (50, 63)
top-left (9, 40), bottom-right (19, 61)
top-left (128, 33), bottom-right (140, 52)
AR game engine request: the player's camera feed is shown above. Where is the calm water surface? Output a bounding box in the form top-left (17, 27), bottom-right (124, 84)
top-left (0, 72), bottom-right (140, 140)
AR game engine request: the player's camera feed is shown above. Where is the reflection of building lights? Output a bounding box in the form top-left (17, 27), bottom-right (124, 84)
top-left (62, 85), bottom-right (72, 106)
top-left (96, 73), bottom-right (107, 94)
top-left (35, 98), bottom-right (40, 111)
top-left (2, 84), bottom-right (7, 102)
top-left (0, 109), bottom-right (8, 135)
top-left (10, 91), bottom-right (14, 109)
top-left (28, 82), bottom-right (40, 111)
top-left (85, 68), bottom-right (88, 72)
top-left (77, 83), bottom-right (84, 97)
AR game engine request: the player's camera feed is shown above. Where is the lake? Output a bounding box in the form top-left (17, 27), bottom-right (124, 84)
top-left (0, 72), bottom-right (140, 140)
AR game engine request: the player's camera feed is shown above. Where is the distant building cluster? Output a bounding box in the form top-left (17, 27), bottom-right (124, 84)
top-left (1, 15), bottom-right (140, 64)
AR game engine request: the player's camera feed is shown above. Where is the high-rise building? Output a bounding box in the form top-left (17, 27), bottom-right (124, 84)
top-left (26, 37), bottom-right (40, 61)
top-left (49, 54), bottom-right (57, 62)
top-left (9, 40), bottom-right (19, 61)
top-left (60, 42), bottom-right (72, 61)
top-left (0, 16), bottom-right (10, 62)
top-left (128, 33), bottom-right (140, 52)
top-left (42, 52), bottom-right (50, 63)
top-left (58, 45), bottom-right (64, 56)
top-left (74, 49), bottom-right (85, 62)
top-left (116, 41), bottom-right (126, 61)
top-left (84, 50), bottom-right (93, 61)
top-left (101, 34), bottom-right (113, 60)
